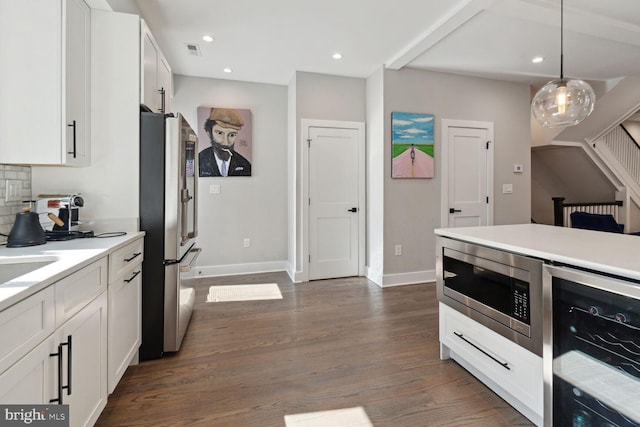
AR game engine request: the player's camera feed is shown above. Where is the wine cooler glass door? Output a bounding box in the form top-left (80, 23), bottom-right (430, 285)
top-left (544, 265), bottom-right (640, 427)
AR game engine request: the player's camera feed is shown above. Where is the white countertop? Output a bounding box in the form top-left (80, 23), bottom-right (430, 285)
top-left (0, 232), bottom-right (145, 311)
top-left (435, 224), bottom-right (640, 281)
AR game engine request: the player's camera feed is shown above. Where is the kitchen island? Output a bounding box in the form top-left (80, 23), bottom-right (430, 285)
top-left (435, 223), bottom-right (640, 279)
top-left (435, 223), bottom-right (640, 427)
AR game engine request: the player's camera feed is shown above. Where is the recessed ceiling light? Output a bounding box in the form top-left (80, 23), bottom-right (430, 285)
top-left (333, 53), bottom-right (343, 60)
top-left (532, 56), bottom-right (544, 63)
top-left (223, 68), bottom-right (232, 73)
top-left (202, 35), bottom-right (214, 42)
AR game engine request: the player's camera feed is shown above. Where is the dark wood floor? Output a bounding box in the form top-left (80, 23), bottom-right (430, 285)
top-left (96, 272), bottom-right (533, 426)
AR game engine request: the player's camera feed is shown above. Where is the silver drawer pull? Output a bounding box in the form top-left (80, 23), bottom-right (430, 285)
top-left (124, 270), bottom-right (141, 283)
top-left (454, 331), bottom-right (510, 370)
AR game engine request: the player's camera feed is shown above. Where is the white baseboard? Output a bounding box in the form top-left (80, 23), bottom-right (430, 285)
top-left (196, 260), bottom-right (288, 278)
top-left (374, 269), bottom-right (436, 288)
top-left (197, 262), bottom-right (434, 287)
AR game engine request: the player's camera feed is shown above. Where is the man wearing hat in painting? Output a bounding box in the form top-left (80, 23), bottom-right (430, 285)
top-left (199, 108), bottom-right (252, 177)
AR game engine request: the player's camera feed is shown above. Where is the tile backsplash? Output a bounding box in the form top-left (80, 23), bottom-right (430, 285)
top-left (0, 164), bottom-right (32, 244)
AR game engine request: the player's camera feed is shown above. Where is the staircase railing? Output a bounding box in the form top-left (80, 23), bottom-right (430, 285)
top-left (602, 125), bottom-right (640, 184)
top-left (552, 197), bottom-right (623, 227)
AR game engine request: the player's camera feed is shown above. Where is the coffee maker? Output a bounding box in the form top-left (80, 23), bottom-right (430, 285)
top-left (36, 194), bottom-right (93, 240)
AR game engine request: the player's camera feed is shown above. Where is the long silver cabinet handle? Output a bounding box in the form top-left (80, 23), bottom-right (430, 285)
top-left (454, 331), bottom-right (510, 370)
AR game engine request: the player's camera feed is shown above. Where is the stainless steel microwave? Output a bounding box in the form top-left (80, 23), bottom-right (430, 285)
top-left (436, 237), bottom-right (544, 356)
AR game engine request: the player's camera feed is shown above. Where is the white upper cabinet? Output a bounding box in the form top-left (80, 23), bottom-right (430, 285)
top-left (0, 0), bottom-right (91, 166)
top-left (141, 19), bottom-right (172, 114)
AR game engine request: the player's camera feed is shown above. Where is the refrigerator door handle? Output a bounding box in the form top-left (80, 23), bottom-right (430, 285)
top-left (191, 159), bottom-right (198, 239)
top-left (180, 247), bottom-right (202, 272)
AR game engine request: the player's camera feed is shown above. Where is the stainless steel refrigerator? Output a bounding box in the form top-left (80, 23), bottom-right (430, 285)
top-left (139, 110), bottom-right (201, 361)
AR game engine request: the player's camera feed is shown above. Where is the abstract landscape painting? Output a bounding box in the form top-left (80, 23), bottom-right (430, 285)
top-left (391, 112), bottom-right (434, 178)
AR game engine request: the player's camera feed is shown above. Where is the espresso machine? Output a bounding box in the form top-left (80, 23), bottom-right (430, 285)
top-left (36, 194), bottom-right (94, 240)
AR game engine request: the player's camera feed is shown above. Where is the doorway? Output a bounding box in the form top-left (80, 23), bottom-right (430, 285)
top-left (440, 119), bottom-right (494, 228)
top-left (302, 119), bottom-right (365, 281)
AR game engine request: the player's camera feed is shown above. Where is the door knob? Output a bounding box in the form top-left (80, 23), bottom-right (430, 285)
top-left (449, 208), bottom-right (462, 213)
top-left (348, 207), bottom-right (358, 212)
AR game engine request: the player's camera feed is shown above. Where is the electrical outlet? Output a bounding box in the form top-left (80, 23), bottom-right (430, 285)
top-left (243, 238), bottom-right (251, 248)
top-left (395, 244), bottom-right (402, 256)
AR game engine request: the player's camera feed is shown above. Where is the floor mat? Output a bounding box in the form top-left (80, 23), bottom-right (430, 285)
top-left (284, 407), bottom-right (373, 427)
top-left (206, 283), bottom-right (283, 302)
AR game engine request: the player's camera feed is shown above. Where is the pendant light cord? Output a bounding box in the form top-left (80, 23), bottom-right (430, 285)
top-left (560, 0), bottom-right (564, 79)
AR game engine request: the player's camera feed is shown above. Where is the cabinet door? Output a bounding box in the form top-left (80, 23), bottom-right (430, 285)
top-left (0, 337), bottom-right (54, 404)
top-left (108, 264), bottom-right (142, 393)
top-left (157, 55), bottom-right (172, 113)
top-left (141, 22), bottom-right (160, 112)
top-left (64, 0), bottom-right (91, 165)
top-left (57, 293), bottom-right (107, 427)
top-left (0, 0), bottom-right (90, 166)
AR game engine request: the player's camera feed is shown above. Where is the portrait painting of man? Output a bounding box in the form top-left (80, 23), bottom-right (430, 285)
top-left (197, 107), bottom-right (252, 177)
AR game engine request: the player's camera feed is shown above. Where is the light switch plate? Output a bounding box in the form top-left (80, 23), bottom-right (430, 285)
top-left (209, 184), bottom-right (221, 194)
top-left (5, 179), bottom-right (22, 202)
top-left (502, 184), bottom-right (513, 194)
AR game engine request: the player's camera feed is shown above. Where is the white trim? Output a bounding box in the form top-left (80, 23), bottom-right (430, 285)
top-left (385, 0), bottom-right (491, 70)
top-left (379, 270), bottom-right (436, 288)
top-left (440, 119), bottom-right (494, 228)
top-left (301, 119), bottom-right (366, 281)
top-left (365, 266), bottom-right (383, 287)
top-left (196, 261), bottom-right (287, 278)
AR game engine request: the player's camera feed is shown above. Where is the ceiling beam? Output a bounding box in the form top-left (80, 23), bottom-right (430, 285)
top-left (385, 0), bottom-right (494, 70)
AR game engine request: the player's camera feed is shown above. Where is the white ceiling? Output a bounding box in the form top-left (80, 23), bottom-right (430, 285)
top-left (105, 0), bottom-right (640, 87)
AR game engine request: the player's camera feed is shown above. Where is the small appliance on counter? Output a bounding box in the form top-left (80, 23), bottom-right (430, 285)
top-left (6, 206), bottom-right (46, 248)
top-left (36, 194), bottom-right (94, 241)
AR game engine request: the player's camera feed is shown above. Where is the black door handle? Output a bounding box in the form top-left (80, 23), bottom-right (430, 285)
top-left (348, 207), bottom-right (358, 212)
top-left (67, 120), bottom-right (77, 158)
top-left (449, 208), bottom-right (462, 214)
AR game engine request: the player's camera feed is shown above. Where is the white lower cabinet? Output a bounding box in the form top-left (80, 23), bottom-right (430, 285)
top-left (0, 292), bottom-right (107, 427)
top-left (439, 303), bottom-right (543, 426)
top-left (107, 237), bottom-right (143, 393)
top-left (58, 292), bottom-right (108, 427)
top-left (0, 336), bottom-right (55, 404)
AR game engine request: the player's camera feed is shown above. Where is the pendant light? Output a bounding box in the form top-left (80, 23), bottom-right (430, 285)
top-left (531, 0), bottom-right (595, 128)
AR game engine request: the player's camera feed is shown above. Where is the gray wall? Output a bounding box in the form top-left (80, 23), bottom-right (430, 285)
top-left (381, 68), bottom-right (532, 278)
top-left (172, 75), bottom-right (288, 275)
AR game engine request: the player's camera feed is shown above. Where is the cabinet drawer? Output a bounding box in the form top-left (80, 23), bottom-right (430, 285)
top-left (55, 258), bottom-right (108, 327)
top-left (0, 287), bottom-right (55, 374)
top-left (108, 238), bottom-right (144, 282)
top-left (439, 303), bottom-right (543, 418)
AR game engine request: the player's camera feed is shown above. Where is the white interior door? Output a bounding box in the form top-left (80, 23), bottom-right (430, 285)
top-left (308, 126), bottom-right (360, 280)
top-left (442, 120), bottom-right (493, 228)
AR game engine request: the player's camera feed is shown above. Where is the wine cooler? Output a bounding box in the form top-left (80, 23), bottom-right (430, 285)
top-left (543, 265), bottom-right (640, 427)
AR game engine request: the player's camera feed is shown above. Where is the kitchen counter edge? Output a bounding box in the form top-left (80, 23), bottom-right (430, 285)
top-left (0, 232), bottom-right (145, 311)
top-left (435, 224), bottom-right (640, 282)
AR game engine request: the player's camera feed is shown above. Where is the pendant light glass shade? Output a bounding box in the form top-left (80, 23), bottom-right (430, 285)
top-left (531, 78), bottom-right (596, 128)
top-left (531, 0), bottom-right (596, 128)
